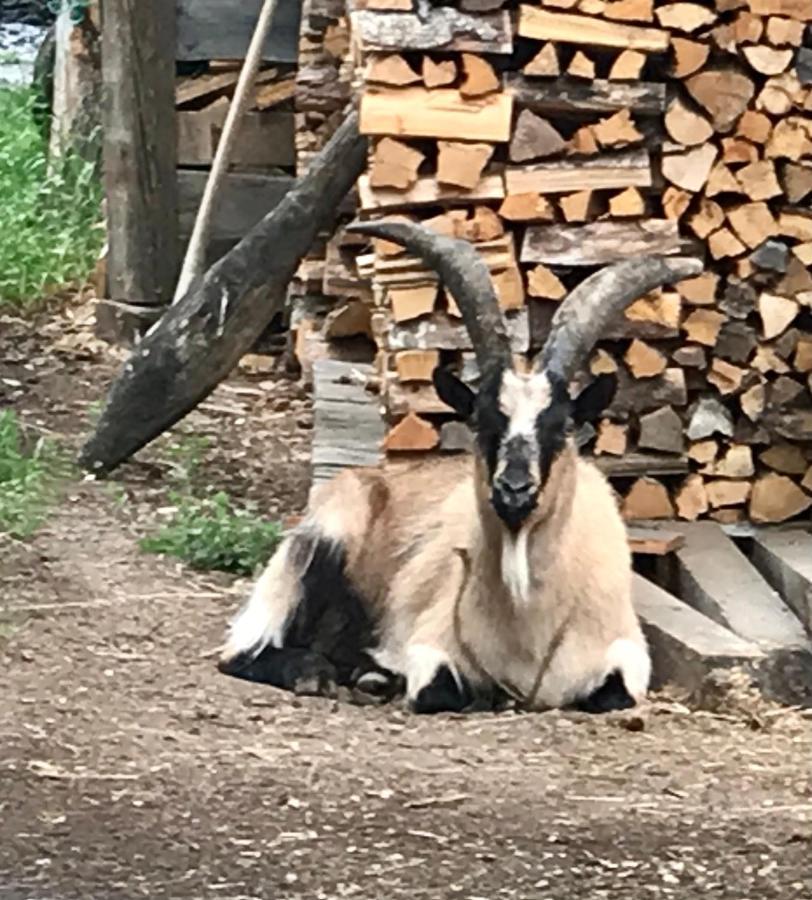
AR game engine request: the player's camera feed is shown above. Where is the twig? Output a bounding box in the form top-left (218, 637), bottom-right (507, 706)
top-left (405, 792), bottom-right (471, 809)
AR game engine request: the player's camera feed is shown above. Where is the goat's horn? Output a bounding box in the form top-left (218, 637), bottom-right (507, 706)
top-left (536, 255), bottom-right (703, 384)
top-left (346, 220), bottom-right (513, 376)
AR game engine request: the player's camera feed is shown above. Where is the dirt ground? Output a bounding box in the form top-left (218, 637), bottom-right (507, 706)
top-left (1, 301), bottom-right (811, 900)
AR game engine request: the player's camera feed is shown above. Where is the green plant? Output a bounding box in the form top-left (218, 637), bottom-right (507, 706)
top-left (0, 86), bottom-right (104, 306)
top-left (141, 492), bottom-right (282, 576)
top-left (164, 434), bottom-right (211, 485)
top-left (0, 410), bottom-right (62, 538)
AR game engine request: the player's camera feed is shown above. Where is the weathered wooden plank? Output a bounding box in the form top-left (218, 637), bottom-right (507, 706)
top-left (177, 170), bottom-right (294, 242)
top-left (177, 105), bottom-right (295, 168)
top-left (518, 7), bottom-right (670, 51)
top-left (673, 522), bottom-right (810, 652)
top-left (104, 0), bottom-right (177, 306)
top-left (748, 530), bottom-right (812, 635)
top-left (176, 0), bottom-right (301, 64)
top-left (506, 73), bottom-right (666, 116)
top-left (351, 8), bottom-right (513, 54)
top-left (521, 221), bottom-right (681, 266)
top-left (387, 310), bottom-right (529, 353)
top-left (312, 360), bottom-right (385, 486)
top-left (359, 87), bottom-right (513, 142)
top-left (592, 452), bottom-right (689, 477)
top-left (358, 173), bottom-right (505, 212)
top-left (505, 149), bottom-right (651, 195)
top-left (632, 574), bottom-right (765, 694)
top-left (627, 527), bottom-right (685, 556)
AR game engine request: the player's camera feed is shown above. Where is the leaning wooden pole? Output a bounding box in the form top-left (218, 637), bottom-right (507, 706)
top-left (172, 0), bottom-right (279, 303)
top-left (79, 112), bottom-right (367, 474)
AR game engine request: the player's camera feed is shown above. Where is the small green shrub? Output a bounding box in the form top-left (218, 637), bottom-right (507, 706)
top-left (141, 492), bottom-right (282, 575)
top-left (0, 86), bottom-right (104, 306)
top-left (0, 410), bottom-right (61, 538)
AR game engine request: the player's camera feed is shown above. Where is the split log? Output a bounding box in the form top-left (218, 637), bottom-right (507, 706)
top-left (592, 109), bottom-right (644, 147)
top-left (625, 339), bottom-right (667, 377)
top-left (395, 350), bottom-right (440, 382)
top-left (623, 478), bottom-right (675, 520)
top-left (655, 2), bottom-right (717, 31)
top-left (524, 43), bottom-right (561, 77)
top-left (460, 53), bottom-right (500, 97)
top-left (685, 68), bottom-right (755, 132)
top-left (506, 149), bottom-right (651, 194)
top-left (527, 264), bottom-right (566, 299)
top-left (358, 172), bottom-right (505, 211)
top-left (504, 74), bottom-right (666, 115)
top-left (661, 143), bottom-right (718, 192)
top-left (367, 54), bottom-right (421, 86)
top-left (595, 419), bottom-right (628, 455)
top-left (521, 220), bottom-right (680, 265)
top-left (560, 190), bottom-right (599, 222)
top-left (638, 406), bottom-right (684, 452)
top-left (609, 187), bottom-right (646, 217)
top-left (675, 474), bottom-right (709, 520)
top-left (664, 97), bottom-right (713, 146)
top-left (671, 36), bottom-right (709, 77)
top-left (389, 284), bottom-right (438, 322)
top-left (352, 8), bottom-right (514, 54)
top-left (509, 110), bottom-right (567, 162)
top-left (499, 193), bottom-right (556, 222)
top-left (610, 49), bottom-right (646, 80)
top-left (422, 57), bottom-right (457, 88)
top-left (568, 51), bottom-right (597, 80)
top-left (79, 112), bottom-right (367, 473)
top-left (518, 6), bottom-right (669, 51)
top-left (383, 413), bottom-right (439, 451)
top-left (750, 473), bottom-right (812, 523)
top-left (736, 159), bottom-right (783, 199)
top-left (370, 137), bottom-right (425, 189)
top-left (436, 141), bottom-right (494, 189)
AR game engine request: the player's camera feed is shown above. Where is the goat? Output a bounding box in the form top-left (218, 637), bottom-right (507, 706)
top-left (218, 221), bottom-right (701, 714)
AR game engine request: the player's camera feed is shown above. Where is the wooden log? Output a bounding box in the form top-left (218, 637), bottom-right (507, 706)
top-left (750, 473), bottom-right (812, 523)
top-left (367, 54), bottom-right (422, 86)
top-left (609, 290), bottom-right (682, 339)
top-left (727, 202), bottom-right (778, 249)
top-left (568, 51), bottom-right (596, 80)
top-left (687, 396), bottom-right (733, 439)
top-left (778, 209), bottom-right (812, 241)
top-left (627, 528), bottom-right (684, 556)
top-left (460, 53), bottom-right (500, 97)
top-left (595, 419), bottom-right (628, 455)
top-left (688, 440), bottom-right (718, 464)
top-left (370, 137), bottom-right (425, 189)
top-left (671, 36), bottom-right (710, 77)
top-left (505, 149), bottom-right (651, 195)
top-left (358, 172), bottom-right (505, 211)
top-left (395, 349), bottom-right (440, 382)
top-left (521, 220), bottom-right (680, 265)
top-left (656, 3), bottom-right (717, 31)
top-left (509, 110), bottom-right (567, 162)
top-left (176, 0), bottom-right (300, 63)
top-left (746, 0), bottom-right (812, 21)
top-left (664, 97), bottom-right (713, 146)
top-left (387, 310), bottom-right (530, 352)
top-left (517, 6), bottom-right (669, 51)
top-left (594, 452), bottom-right (689, 476)
top-left (609, 48), bottom-right (646, 80)
top-left (352, 8), bottom-right (514, 54)
top-left (611, 368), bottom-right (687, 414)
top-left (603, 0), bottom-right (654, 21)
top-left (559, 190), bottom-right (599, 222)
top-left (759, 444), bottom-right (808, 475)
top-left (685, 68), bottom-right (755, 132)
top-left (673, 345), bottom-right (707, 368)
top-left (759, 292), bottom-right (799, 339)
top-left (743, 45), bottom-right (795, 74)
top-left (662, 186), bottom-right (691, 220)
top-left (736, 109), bottom-right (772, 144)
top-left (592, 109), bottom-right (644, 147)
top-left (524, 43), bottom-right (561, 77)
top-left (422, 57), bottom-right (457, 88)
top-left (383, 412), bottom-right (439, 451)
top-left (252, 76), bottom-right (297, 110)
top-left (608, 186), bottom-right (646, 217)
top-left (79, 113), bottom-right (367, 473)
top-left (705, 160), bottom-right (743, 197)
top-left (389, 284), bottom-right (438, 322)
top-left (661, 143), bottom-right (717, 192)
top-left (765, 15), bottom-right (805, 44)
top-left (708, 227), bottom-right (746, 260)
top-left (590, 348), bottom-right (619, 374)
top-left (526, 264), bottom-right (566, 299)
top-left (624, 338), bottom-right (667, 377)
top-left (716, 320), bottom-right (757, 362)
top-left (675, 474), bottom-right (709, 520)
top-left (505, 74), bottom-right (666, 115)
top-left (436, 141), bottom-right (494, 189)
top-left (766, 117), bottom-right (812, 161)
top-left (499, 193), bottom-right (556, 222)
top-left (687, 198), bottom-right (724, 239)
top-left (749, 531), bottom-right (812, 635)
top-left (638, 406), bottom-right (684, 452)
top-left (736, 159), bottom-right (783, 199)
top-left (104, 0), bottom-right (177, 305)
top-left (359, 87), bottom-right (513, 142)
top-left (622, 478), bottom-right (675, 520)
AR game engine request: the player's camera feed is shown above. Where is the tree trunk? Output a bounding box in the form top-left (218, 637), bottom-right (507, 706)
top-left (78, 111), bottom-right (367, 475)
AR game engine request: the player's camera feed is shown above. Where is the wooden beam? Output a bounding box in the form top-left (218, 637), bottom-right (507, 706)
top-left (351, 8), bottom-right (513, 54)
top-left (177, 106), bottom-right (295, 168)
top-left (103, 0), bottom-right (177, 305)
top-left (518, 6), bottom-right (670, 51)
top-left (673, 522), bottom-right (809, 651)
top-left (505, 148), bottom-right (651, 195)
top-left (176, 0), bottom-right (301, 63)
top-left (505, 73), bottom-right (666, 115)
top-left (748, 531), bottom-right (812, 635)
top-left (521, 220), bottom-right (680, 265)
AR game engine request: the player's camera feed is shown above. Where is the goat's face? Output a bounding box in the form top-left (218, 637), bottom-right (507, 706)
top-left (435, 366), bottom-right (616, 532)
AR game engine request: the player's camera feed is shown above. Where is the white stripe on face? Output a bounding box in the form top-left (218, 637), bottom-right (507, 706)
top-left (499, 371), bottom-right (553, 440)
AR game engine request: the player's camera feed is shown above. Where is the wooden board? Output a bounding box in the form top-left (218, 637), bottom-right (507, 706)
top-left (358, 173), bottom-right (505, 211)
top-left (177, 170), bottom-right (294, 242)
top-left (518, 6), bottom-right (669, 50)
top-left (176, 0), bottom-right (301, 64)
top-left (505, 74), bottom-right (665, 115)
top-left (591, 452), bottom-right (689, 477)
top-left (627, 527), bottom-right (686, 555)
top-left (177, 107), bottom-right (295, 168)
top-left (387, 310), bottom-right (529, 353)
top-left (632, 574), bottom-right (764, 693)
top-left (351, 8), bottom-right (514, 54)
top-left (505, 149), bottom-right (651, 195)
top-left (748, 530), bottom-right (812, 635)
top-left (521, 220), bottom-right (681, 265)
top-left (673, 522), bottom-right (810, 651)
top-left (360, 88), bottom-right (513, 142)
top-left (311, 360), bottom-right (385, 486)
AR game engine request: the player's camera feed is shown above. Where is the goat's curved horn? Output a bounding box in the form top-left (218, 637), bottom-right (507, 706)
top-left (536, 255), bottom-right (703, 384)
top-left (346, 220), bottom-right (513, 375)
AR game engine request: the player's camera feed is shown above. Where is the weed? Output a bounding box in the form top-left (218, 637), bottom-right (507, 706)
top-left (141, 491), bottom-right (282, 576)
top-left (0, 86), bottom-right (104, 306)
top-left (164, 434), bottom-right (210, 485)
top-left (0, 410), bottom-right (63, 538)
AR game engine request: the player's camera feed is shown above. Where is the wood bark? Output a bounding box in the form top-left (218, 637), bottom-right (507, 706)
top-left (80, 113), bottom-right (367, 473)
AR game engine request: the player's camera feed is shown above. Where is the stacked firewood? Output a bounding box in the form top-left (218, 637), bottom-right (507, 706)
top-left (294, 0), bottom-right (812, 524)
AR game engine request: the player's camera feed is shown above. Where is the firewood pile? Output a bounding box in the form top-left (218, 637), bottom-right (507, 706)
top-left (288, 0), bottom-right (812, 525)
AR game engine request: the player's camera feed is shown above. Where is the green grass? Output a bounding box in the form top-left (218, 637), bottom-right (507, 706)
top-left (141, 491), bottom-right (283, 576)
top-left (0, 85), bottom-right (104, 306)
top-left (0, 410), bottom-right (63, 538)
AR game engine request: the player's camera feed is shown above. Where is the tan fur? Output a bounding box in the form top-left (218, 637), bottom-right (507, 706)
top-left (224, 443), bottom-right (649, 709)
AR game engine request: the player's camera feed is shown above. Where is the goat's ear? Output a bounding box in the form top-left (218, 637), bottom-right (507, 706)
top-left (572, 374), bottom-right (617, 425)
top-left (433, 367), bottom-right (476, 420)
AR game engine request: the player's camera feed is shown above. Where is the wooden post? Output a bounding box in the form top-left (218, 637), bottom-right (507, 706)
top-left (101, 0), bottom-right (178, 308)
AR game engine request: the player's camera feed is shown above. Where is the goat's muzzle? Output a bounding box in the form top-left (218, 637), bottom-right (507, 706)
top-left (491, 467), bottom-right (539, 532)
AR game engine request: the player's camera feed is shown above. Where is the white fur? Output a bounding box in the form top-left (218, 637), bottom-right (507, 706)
top-left (404, 643), bottom-right (461, 700)
top-left (605, 637), bottom-right (651, 701)
top-left (501, 527), bottom-right (532, 606)
top-left (500, 371), bottom-right (552, 439)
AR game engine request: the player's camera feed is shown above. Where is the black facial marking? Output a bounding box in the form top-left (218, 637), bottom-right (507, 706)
top-left (473, 367), bottom-right (509, 479)
top-left (572, 670), bottom-right (635, 714)
top-left (410, 665), bottom-right (474, 714)
top-left (218, 646), bottom-right (339, 696)
top-left (535, 375), bottom-right (571, 482)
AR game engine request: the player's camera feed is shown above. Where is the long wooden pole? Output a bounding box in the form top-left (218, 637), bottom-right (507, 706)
top-left (172, 0), bottom-right (279, 303)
